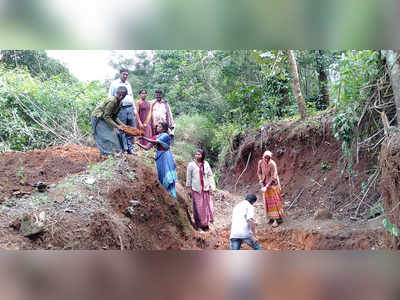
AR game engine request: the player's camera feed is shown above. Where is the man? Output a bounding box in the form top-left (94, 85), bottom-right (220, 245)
top-left (229, 194), bottom-right (262, 250)
top-left (151, 90), bottom-right (175, 145)
top-left (109, 68), bottom-right (137, 154)
top-left (91, 86), bottom-right (128, 155)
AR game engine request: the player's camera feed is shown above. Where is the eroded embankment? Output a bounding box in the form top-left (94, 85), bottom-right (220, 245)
top-left (0, 146), bottom-right (204, 250)
top-left (219, 112), bottom-right (381, 222)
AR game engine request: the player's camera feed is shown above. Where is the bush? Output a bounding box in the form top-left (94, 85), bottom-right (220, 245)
top-left (0, 66), bottom-right (107, 151)
top-left (174, 114), bottom-right (216, 164)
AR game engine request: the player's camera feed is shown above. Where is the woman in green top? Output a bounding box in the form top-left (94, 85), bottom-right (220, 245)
top-left (91, 86), bottom-right (128, 155)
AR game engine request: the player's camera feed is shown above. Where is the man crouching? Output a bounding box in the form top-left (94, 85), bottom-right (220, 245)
top-left (229, 194), bottom-right (262, 250)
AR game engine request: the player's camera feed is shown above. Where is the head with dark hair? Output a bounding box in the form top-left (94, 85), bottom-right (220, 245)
top-left (116, 86), bottom-right (127, 100)
top-left (157, 122), bottom-right (169, 134)
top-left (119, 68), bottom-right (129, 82)
top-left (195, 149), bottom-right (205, 163)
top-left (155, 90), bottom-right (163, 101)
top-left (139, 89), bottom-right (147, 100)
top-left (245, 194), bottom-right (257, 204)
top-left (116, 86), bottom-right (127, 94)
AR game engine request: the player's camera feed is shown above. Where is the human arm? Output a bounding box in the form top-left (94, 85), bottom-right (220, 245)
top-left (186, 163), bottom-right (193, 194)
top-left (246, 205), bottom-right (257, 241)
top-left (108, 81), bottom-right (116, 97)
top-left (115, 118), bottom-right (124, 128)
top-left (136, 141), bottom-right (153, 150)
top-left (135, 101), bottom-right (144, 129)
top-left (248, 219), bottom-right (257, 239)
top-left (266, 161), bottom-right (278, 187)
top-left (166, 102), bottom-right (175, 134)
top-left (139, 136), bottom-right (158, 144)
top-left (205, 162), bottom-right (216, 192)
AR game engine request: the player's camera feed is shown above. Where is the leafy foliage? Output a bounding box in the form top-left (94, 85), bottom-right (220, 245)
top-left (331, 50), bottom-right (382, 165)
top-left (0, 50), bottom-right (70, 78)
top-left (0, 66), bottom-right (106, 151)
top-left (174, 114), bottom-right (216, 164)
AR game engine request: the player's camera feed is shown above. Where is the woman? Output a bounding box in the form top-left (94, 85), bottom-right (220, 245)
top-left (91, 86), bottom-right (128, 155)
top-left (135, 89), bottom-right (153, 146)
top-left (186, 149), bottom-right (216, 231)
top-left (137, 122), bottom-right (178, 199)
top-left (257, 150), bottom-right (284, 227)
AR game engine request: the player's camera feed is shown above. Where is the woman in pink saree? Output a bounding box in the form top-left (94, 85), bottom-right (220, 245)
top-left (135, 89), bottom-right (153, 146)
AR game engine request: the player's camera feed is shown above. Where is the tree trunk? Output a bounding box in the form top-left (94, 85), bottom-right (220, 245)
top-left (315, 50), bottom-right (330, 110)
top-left (380, 51), bottom-right (400, 248)
top-left (287, 50), bottom-right (307, 119)
top-left (386, 50), bottom-right (400, 127)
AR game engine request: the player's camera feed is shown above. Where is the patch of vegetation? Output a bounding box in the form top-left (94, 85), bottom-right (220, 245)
top-left (320, 161), bottom-right (332, 173)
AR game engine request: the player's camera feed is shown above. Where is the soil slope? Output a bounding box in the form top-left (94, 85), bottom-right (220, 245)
top-left (0, 146), bottom-right (205, 250)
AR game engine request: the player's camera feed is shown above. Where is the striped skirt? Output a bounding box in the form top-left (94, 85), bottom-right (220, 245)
top-left (264, 186), bottom-right (284, 219)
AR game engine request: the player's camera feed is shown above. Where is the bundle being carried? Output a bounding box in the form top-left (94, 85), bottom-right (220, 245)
top-left (121, 125), bottom-right (144, 137)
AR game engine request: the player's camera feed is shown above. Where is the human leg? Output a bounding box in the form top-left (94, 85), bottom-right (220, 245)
top-left (93, 117), bottom-right (123, 155)
top-left (229, 238), bottom-right (243, 250)
top-left (243, 237), bottom-right (262, 250)
top-left (124, 107), bottom-right (136, 154)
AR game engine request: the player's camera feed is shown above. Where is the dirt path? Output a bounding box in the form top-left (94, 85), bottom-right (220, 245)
top-left (210, 190), bottom-right (385, 250)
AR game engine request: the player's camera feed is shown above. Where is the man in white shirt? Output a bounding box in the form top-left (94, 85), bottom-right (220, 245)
top-left (230, 194), bottom-right (262, 250)
top-left (108, 68), bottom-right (137, 154)
top-left (152, 90), bottom-right (175, 145)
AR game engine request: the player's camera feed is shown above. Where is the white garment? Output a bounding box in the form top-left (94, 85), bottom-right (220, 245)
top-left (186, 161), bottom-right (216, 193)
top-left (230, 200), bottom-right (255, 239)
top-left (108, 79), bottom-right (134, 107)
top-left (151, 99), bottom-right (175, 135)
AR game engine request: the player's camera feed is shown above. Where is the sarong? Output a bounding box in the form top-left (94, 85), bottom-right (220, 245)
top-left (136, 100), bottom-right (153, 146)
top-left (264, 186), bottom-right (284, 220)
top-left (192, 190), bottom-right (214, 228)
top-left (91, 116), bottom-right (127, 155)
top-left (155, 133), bottom-right (177, 199)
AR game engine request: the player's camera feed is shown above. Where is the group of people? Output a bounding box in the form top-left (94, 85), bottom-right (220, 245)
top-left (95, 68), bottom-right (175, 156)
top-left (90, 68), bottom-right (285, 250)
top-left (91, 68), bottom-right (177, 198)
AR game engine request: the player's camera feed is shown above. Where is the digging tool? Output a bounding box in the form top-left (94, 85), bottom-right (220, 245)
top-left (261, 183), bottom-right (270, 225)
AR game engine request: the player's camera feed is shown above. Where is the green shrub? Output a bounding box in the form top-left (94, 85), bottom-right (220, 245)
top-left (174, 114), bottom-right (216, 163)
top-left (0, 66), bottom-right (107, 150)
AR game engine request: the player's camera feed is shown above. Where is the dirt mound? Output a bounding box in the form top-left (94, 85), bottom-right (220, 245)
top-left (220, 112), bottom-right (380, 221)
top-left (0, 146), bottom-right (204, 250)
top-left (0, 145), bottom-right (101, 202)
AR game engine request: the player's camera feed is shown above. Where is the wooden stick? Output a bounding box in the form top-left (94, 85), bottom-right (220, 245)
top-left (288, 187), bottom-right (305, 210)
top-left (234, 151), bottom-right (252, 193)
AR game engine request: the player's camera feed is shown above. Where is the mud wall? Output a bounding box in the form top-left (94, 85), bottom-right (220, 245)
top-left (380, 132), bottom-right (400, 248)
top-left (220, 115), bottom-right (381, 219)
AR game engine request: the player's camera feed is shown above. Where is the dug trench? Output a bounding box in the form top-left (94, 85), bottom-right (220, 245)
top-left (0, 115), bottom-right (386, 249)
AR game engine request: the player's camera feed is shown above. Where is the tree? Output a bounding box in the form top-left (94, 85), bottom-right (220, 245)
top-left (315, 50), bottom-right (330, 110)
top-left (0, 50), bottom-right (69, 78)
top-left (386, 50), bottom-right (400, 127)
top-left (287, 50), bottom-right (307, 119)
